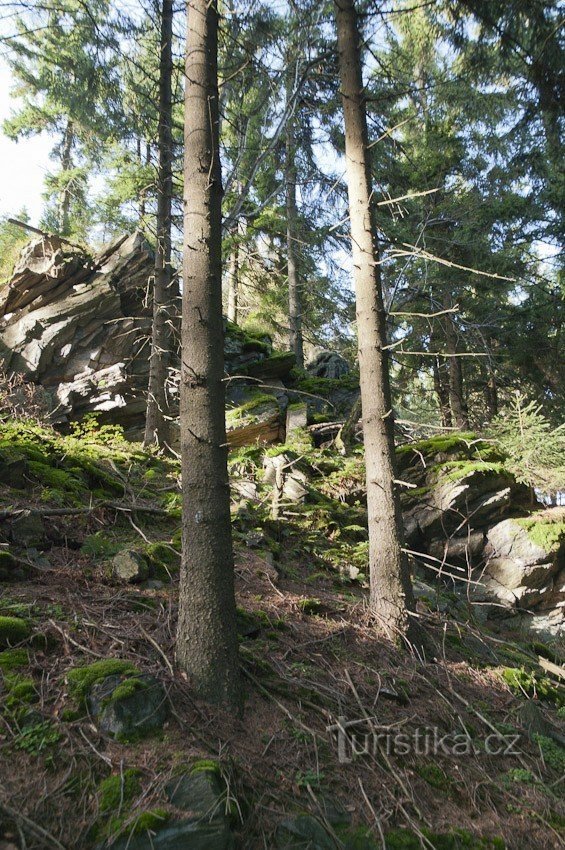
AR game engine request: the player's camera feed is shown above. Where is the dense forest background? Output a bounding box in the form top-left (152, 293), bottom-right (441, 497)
top-left (0, 0), bottom-right (562, 429)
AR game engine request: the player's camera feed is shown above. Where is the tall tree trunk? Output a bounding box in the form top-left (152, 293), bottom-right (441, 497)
top-left (432, 355), bottom-right (453, 429)
top-left (58, 119), bottom-right (74, 236)
top-left (285, 97), bottom-right (304, 367)
top-left (443, 292), bottom-right (469, 429)
top-left (335, 0), bottom-right (419, 645)
top-left (226, 230), bottom-right (239, 323)
top-left (144, 0), bottom-right (174, 448)
top-left (483, 368), bottom-right (498, 422)
top-left (176, 0), bottom-right (241, 706)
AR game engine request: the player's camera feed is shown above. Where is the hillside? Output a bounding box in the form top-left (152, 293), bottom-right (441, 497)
top-left (0, 418), bottom-right (563, 849)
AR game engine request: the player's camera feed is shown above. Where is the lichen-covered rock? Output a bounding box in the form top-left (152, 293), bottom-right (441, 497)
top-left (111, 549), bottom-right (151, 584)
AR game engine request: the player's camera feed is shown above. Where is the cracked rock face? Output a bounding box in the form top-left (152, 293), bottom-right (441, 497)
top-left (0, 232), bottom-right (155, 434)
top-left (0, 234), bottom-right (297, 442)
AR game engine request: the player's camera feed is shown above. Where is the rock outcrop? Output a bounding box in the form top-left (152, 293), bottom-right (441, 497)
top-left (0, 233), bottom-right (155, 433)
top-left (0, 235), bottom-right (300, 440)
top-left (397, 435), bottom-right (564, 639)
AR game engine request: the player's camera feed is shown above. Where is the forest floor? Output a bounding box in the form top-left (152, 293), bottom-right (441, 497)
top-left (0, 419), bottom-right (564, 850)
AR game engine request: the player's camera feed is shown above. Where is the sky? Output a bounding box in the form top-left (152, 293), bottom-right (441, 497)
top-left (0, 58), bottom-right (53, 225)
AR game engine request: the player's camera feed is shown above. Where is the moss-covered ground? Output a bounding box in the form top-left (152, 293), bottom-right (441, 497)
top-left (0, 419), bottom-right (563, 849)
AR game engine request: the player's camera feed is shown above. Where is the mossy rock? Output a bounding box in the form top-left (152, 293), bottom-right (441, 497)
top-left (515, 515), bottom-right (565, 553)
top-left (143, 542), bottom-right (180, 582)
top-left (101, 818), bottom-right (233, 850)
top-left (0, 647), bottom-right (29, 671)
top-left (165, 761), bottom-right (228, 821)
top-left (67, 659), bottom-right (139, 704)
top-left (98, 768), bottom-right (142, 813)
top-left (0, 615), bottom-right (31, 647)
top-left (0, 550), bottom-right (25, 581)
top-left (87, 672), bottom-right (169, 741)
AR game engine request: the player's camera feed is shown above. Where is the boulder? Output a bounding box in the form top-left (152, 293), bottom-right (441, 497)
top-left (111, 549), bottom-right (151, 584)
top-left (226, 394), bottom-right (282, 448)
top-left (0, 236), bottom-right (294, 440)
top-left (87, 672), bottom-right (169, 740)
top-left (306, 350), bottom-right (350, 379)
top-left (470, 510), bottom-right (565, 634)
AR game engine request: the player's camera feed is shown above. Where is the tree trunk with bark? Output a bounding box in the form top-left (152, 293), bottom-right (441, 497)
top-left (58, 120), bottom-right (74, 237)
top-left (176, 0), bottom-right (241, 707)
top-left (335, 0), bottom-right (419, 645)
top-left (285, 103), bottom-right (304, 367)
top-left (226, 230), bottom-right (239, 324)
top-left (432, 354), bottom-right (453, 429)
top-left (144, 0), bottom-right (175, 448)
top-left (443, 292), bottom-right (469, 429)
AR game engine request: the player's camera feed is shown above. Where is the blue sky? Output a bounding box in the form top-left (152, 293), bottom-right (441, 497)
top-left (0, 57), bottom-right (53, 224)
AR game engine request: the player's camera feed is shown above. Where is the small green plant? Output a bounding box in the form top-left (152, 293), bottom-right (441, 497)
top-left (500, 667), bottom-right (563, 706)
top-left (15, 719), bottom-right (61, 755)
top-left (295, 768), bottom-right (324, 789)
top-left (534, 734), bottom-right (565, 773)
top-left (81, 532), bottom-right (121, 559)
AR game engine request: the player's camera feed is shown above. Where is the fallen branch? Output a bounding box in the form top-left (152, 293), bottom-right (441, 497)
top-left (0, 502), bottom-right (170, 520)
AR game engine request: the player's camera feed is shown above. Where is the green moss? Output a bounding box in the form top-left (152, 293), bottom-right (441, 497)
top-left (144, 542), bottom-right (181, 579)
top-left (131, 809), bottom-right (170, 833)
top-left (190, 758), bottom-right (222, 776)
top-left (298, 597), bottom-right (323, 615)
top-left (516, 517), bottom-right (565, 552)
top-left (109, 677), bottom-right (148, 702)
top-left (81, 531), bottom-right (121, 558)
top-left (98, 769), bottom-right (142, 812)
top-left (533, 734), bottom-right (565, 773)
top-left (0, 551), bottom-right (16, 570)
top-left (4, 674), bottom-right (37, 708)
top-left (500, 667), bottom-right (563, 706)
top-left (0, 616), bottom-right (31, 647)
top-left (416, 763), bottom-right (452, 790)
top-left (384, 828), bottom-right (505, 849)
top-left (0, 648), bottom-right (29, 671)
top-left (396, 433), bottom-right (479, 457)
top-left (67, 659), bottom-right (139, 704)
top-left (28, 460), bottom-right (85, 494)
top-left (226, 393), bottom-right (277, 423)
top-left (438, 460), bottom-right (506, 481)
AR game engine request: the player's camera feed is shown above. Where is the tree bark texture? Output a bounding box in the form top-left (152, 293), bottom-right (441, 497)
top-left (285, 99), bottom-right (304, 367)
top-left (144, 0), bottom-right (175, 447)
top-left (442, 291), bottom-right (469, 429)
top-left (335, 0), bottom-right (417, 644)
top-left (58, 119), bottom-right (74, 237)
top-left (226, 231), bottom-right (239, 324)
top-left (176, 0), bottom-right (241, 706)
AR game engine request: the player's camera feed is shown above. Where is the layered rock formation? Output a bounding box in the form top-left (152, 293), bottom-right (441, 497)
top-left (397, 436), bottom-right (564, 639)
top-left (0, 233), bottom-right (359, 444)
top-left (0, 232), bottom-right (155, 433)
